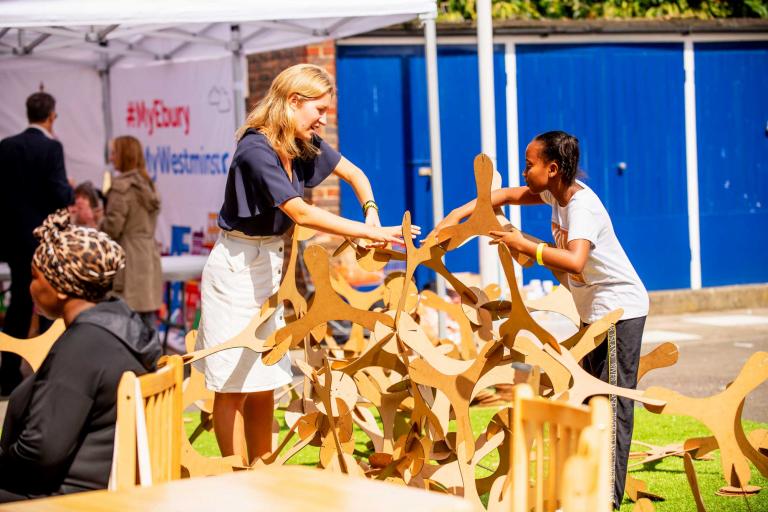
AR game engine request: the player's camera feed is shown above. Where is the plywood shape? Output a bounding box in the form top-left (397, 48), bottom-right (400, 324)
top-left (434, 154), bottom-right (534, 268)
top-left (542, 345), bottom-right (666, 408)
top-left (525, 285), bottom-right (580, 327)
top-left (496, 243), bottom-right (561, 354)
top-left (0, 318), bottom-right (65, 371)
top-left (644, 351), bottom-right (768, 488)
top-left (637, 342), bottom-right (679, 383)
top-left (683, 453), bottom-right (708, 512)
top-left (262, 245), bottom-right (395, 366)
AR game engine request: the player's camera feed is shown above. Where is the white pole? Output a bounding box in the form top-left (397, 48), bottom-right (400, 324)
top-left (230, 25), bottom-right (246, 130)
top-left (98, 52), bottom-right (113, 164)
top-left (504, 42), bottom-right (523, 290)
top-left (476, 0), bottom-right (500, 288)
top-left (422, 11), bottom-right (447, 338)
top-left (683, 39), bottom-right (702, 290)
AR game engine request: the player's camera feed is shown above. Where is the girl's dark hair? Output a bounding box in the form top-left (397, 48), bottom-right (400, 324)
top-left (534, 131), bottom-right (580, 185)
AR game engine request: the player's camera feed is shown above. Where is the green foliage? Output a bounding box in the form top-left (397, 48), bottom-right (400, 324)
top-left (436, 0), bottom-right (768, 20)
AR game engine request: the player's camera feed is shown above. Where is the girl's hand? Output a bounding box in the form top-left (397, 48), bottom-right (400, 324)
top-left (488, 229), bottom-right (524, 250)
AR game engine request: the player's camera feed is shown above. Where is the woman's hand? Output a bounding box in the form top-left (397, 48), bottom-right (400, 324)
top-left (488, 229), bottom-right (525, 251)
top-left (363, 209), bottom-right (387, 248)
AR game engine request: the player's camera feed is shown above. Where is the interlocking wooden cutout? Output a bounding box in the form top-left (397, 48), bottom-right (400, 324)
top-left (434, 154), bottom-right (534, 268)
top-left (261, 245), bottom-right (395, 365)
top-left (637, 342), bottom-right (679, 382)
top-left (644, 351), bottom-right (768, 491)
top-left (524, 284), bottom-right (581, 327)
top-left (496, 243), bottom-right (561, 354)
top-left (683, 452), bottom-right (708, 512)
top-left (181, 227), bottom-right (315, 366)
top-left (0, 318), bottom-right (65, 371)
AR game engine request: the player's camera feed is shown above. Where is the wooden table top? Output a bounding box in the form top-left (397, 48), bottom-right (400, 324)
top-left (0, 465), bottom-right (478, 511)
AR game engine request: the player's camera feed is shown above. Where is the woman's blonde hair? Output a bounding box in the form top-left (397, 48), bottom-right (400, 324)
top-left (236, 63), bottom-right (335, 160)
top-left (112, 135), bottom-right (154, 190)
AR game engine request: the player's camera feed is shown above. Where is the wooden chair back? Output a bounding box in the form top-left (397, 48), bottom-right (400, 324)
top-left (111, 354), bottom-right (183, 490)
top-left (511, 383), bottom-right (611, 512)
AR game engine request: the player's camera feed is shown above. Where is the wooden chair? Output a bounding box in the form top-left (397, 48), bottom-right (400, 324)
top-left (511, 383), bottom-right (612, 512)
top-left (110, 354), bottom-right (183, 490)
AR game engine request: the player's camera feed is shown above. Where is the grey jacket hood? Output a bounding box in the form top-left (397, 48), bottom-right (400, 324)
top-left (72, 298), bottom-right (162, 371)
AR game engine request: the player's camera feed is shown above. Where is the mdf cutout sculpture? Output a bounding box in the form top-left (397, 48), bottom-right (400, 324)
top-left (636, 342), bottom-right (679, 383)
top-left (683, 452), bottom-right (708, 512)
top-left (181, 226), bottom-right (314, 366)
top-left (262, 245), bottom-right (395, 365)
top-left (496, 243), bottom-right (561, 354)
top-left (433, 154), bottom-right (537, 268)
top-left (168, 153), bottom-right (766, 512)
top-left (644, 351), bottom-right (768, 494)
top-left (0, 318), bottom-right (65, 371)
top-left (525, 284), bottom-right (581, 327)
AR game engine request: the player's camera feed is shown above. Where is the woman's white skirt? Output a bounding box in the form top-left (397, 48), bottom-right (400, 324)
top-left (193, 232), bottom-right (293, 393)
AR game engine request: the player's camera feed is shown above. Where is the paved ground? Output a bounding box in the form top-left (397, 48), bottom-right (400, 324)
top-left (1, 307), bottom-right (766, 425)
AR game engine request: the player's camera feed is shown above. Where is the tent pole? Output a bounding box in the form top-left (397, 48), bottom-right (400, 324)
top-left (422, 11), bottom-right (446, 339)
top-left (230, 24), bottom-right (246, 130)
top-left (98, 52), bottom-right (113, 167)
top-left (476, 0), bottom-right (501, 289)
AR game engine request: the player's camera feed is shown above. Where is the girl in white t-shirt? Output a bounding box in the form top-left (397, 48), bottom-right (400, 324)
top-left (434, 131), bottom-right (647, 509)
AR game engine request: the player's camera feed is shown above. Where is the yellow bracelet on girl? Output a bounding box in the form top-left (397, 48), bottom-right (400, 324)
top-left (536, 243), bottom-right (546, 266)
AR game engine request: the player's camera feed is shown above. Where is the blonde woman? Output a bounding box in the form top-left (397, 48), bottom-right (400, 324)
top-left (195, 64), bottom-right (413, 464)
top-left (102, 136), bottom-right (163, 328)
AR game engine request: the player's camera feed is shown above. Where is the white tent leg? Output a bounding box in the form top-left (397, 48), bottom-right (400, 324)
top-left (422, 12), bottom-right (446, 339)
top-left (476, 0), bottom-right (501, 289)
top-left (98, 53), bottom-right (113, 164)
top-left (230, 24), bottom-right (246, 131)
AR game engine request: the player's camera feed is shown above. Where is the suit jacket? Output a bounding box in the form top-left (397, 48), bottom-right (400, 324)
top-left (0, 127), bottom-right (73, 258)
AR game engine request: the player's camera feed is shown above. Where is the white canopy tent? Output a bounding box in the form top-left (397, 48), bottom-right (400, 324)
top-left (0, 0), bottom-right (437, 127)
top-left (0, 0), bottom-right (452, 333)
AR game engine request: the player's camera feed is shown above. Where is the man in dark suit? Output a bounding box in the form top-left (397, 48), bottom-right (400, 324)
top-left (0, 92), bottom-right (73, 395)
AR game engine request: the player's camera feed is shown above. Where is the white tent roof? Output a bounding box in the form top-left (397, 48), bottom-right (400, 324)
top-left (0, 0), bottom-right (435, 68)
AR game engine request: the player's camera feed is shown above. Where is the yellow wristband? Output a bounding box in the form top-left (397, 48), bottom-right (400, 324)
top-left (536, 243), bottom-right (546, 266)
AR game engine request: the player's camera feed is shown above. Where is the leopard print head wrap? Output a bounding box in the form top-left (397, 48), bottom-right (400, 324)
top-left (32, 209), bottom-right (126, 301)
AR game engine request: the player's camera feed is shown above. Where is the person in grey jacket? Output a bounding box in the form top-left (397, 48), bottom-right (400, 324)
top-left (0, 209), bottom-right (161, 503)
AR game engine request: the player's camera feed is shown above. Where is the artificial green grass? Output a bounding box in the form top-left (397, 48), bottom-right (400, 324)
top-left (184, 406), bottom-right (768, 511)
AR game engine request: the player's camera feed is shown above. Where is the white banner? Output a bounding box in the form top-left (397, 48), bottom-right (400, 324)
top-left (111, 56), bottom-right (236, 253)
top-left (0, 61), bottom-right (105, 185)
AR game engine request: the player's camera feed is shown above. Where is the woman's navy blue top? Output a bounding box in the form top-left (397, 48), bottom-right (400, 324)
top-left (218, 129), bottom-right (341, 236)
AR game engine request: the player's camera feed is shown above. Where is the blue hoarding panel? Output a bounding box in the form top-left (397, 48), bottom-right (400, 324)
top-left (515, 43), bottom-right (690, 291)
top-left (337, 45), bottom-right (508, 287)
top-left (695, 42), bottom-right (768, 286)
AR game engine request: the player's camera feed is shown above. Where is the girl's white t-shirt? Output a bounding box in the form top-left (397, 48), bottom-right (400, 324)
top-left (539, 181), bottom-right (649, 324)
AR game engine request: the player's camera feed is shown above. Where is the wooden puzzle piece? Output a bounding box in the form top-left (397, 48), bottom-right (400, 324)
top-left (496, 243), bottom-right (561, 354)
top-left (524, 284), bottom-right (580, 327)
top-left (262, 245), bottom-right (395, 365)
top-left (637, 342), bottom-right (679, 383)
top-left (542, 344), bottom-right (666, 407)
top-left (434, 154), bottom-right (533, 268)
top-left (0, 318), bottom-right (64, 371)
top-left (625, 474), bottom-right (665, 502)
top-left (683, 452), bottom-right (708, 512)
top-left (644, 351), bottom-right (768, 489)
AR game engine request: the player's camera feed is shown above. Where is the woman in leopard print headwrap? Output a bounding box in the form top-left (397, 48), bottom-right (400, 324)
top-left (0, 209), bottom-right (161, 503)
